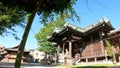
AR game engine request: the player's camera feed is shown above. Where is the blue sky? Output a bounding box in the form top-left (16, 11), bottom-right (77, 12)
top-left (0, 0), bottom-right (120, 49)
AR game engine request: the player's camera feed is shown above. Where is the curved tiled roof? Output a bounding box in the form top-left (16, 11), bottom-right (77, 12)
top-left (52, 17), bottom-right (114, 34)
top-left (5, 48), bottom-right (30, 52)
top-left (48, 17), bottom-right (114, 42)
top-left (5, 45), bottom-right (30, 52)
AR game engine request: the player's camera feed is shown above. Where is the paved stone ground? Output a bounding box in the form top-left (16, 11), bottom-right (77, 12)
top-left (22, 65), bottom-right (57, 68)
top-left (23, 66), bottom-right (57, 68)
top-left (0, 62), bottom-right (120, 68)
top-left (0, 62), bottom-right (58, 68)
top-left (22, 64), bottom-right (58, 68)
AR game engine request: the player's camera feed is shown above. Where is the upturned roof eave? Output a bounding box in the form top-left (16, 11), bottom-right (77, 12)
top-left (48, 17), bottom-right (115, 42)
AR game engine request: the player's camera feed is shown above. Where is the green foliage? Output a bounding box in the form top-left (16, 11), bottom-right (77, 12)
top-left (0, 0), bottom-right (78, 24)
top-left (38, 45), bottom-right (56, 55)
top-left (37, 0), bottom-right (78, 23)
top-left (35, 22), bottom-right (54, 46)
top-left (0, 2), bottom-right (27, 38)
top-left (0, 0), bottom-right (79, 37)
top-left (35, 13), bottom-right (68, 55)
top-left (35, 13), bottom-right (68, 44)
top-left (105, 40), bottom-right (113, 57)
top-left (35, 22), bottom-right (55, 55)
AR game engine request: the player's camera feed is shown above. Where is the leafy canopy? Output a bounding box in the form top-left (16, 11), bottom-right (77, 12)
top-left (35, 13), bottom-right (68, 54)
top-left (0, 0), bottom-right (78, 36)
top-left (0, 2), bottom-right (27, 38)
top-left (0, 0), bottom-right (78, 24)
top-left (35, 22), bottom-right (56, 54)
top-left (105, 40), bottom-right (113, 57)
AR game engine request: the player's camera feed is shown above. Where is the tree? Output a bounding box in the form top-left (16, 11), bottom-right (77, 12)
top-left (105, 40), bottom-right (116, 64)
top-left (35, 22), bottom-right (56, 59)
top-left (105, 40), bottom-right (113, 57)
top-left (35, 13), bottom-right (68, 64)
top-left (0, 0), bottom-right (77, 68)
top-left (0, 2), bottom-right (26, 39)
top-left (35, 13), bottom-right (68, 53)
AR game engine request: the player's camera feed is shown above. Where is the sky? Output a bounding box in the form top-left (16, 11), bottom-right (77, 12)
top-left (0, 0), bottom-right (120, 50)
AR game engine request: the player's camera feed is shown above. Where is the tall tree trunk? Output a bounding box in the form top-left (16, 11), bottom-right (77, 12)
top-left (44, 52), bottom-right (48, 64)
top-left (14, 2), bottom-right (40, 68)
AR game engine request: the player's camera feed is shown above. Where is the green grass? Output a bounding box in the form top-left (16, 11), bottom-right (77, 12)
top-left (72, 63), bottom-right (120, 68)
top-left (72, 66), bottom-right (107, 68)
top-left (57, 63), bottom-right (120, 68)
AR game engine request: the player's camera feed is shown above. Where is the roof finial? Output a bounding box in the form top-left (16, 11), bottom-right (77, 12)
top-left (103, 17), bottom-right (109, 23)
top-left (100, 17), bottom-right (110, 23)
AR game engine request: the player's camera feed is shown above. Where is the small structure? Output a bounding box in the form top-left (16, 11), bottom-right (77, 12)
top-left (48, 17), bottom-right (120, 64)
top-left (30, 49), bottom-right (45, 63)
top-left (107, 28), bottom-right (120, 63)
top-left (0, 45), bottom-right (6, 60)
top-left (0, 45), bottom-right (5, 52)
top-left (1, 45), bottom-right (33, 63)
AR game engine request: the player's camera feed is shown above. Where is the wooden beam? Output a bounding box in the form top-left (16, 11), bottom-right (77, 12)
top-left (72, 35), bottom-right (82, 40)
top-left (66, 39), bottom-right (76, 42)
top-left (69, 41), bottom-right (72, 58)
top-left (62, 37), bottom-right (67, 41)
top-left (106, 34), bottom-right (120, 40)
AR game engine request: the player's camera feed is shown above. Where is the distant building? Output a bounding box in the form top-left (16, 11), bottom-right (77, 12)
top-left (0, 45), bottom-right (5, 60)
top-left (0, 45), bottom-right (5, 52)
top-left (30, 49), bottom-right (45, 62)
top-left (107, 28), bottom-right (120, 62)
top-left (0, 45), bottom-right (5, 53)
top-left (1, 45), bottom-right (33, 63)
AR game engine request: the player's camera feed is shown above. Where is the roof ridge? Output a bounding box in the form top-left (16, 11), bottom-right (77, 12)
top-left (50, 17), bottom-right (113, 35)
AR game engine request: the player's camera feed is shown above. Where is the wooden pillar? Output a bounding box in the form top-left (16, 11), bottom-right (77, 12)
top-left (63, 43), bottom-right (65, 55)
top-left (57, 45), bottom-right (60, 55)
top-left (95, 57), bottom-right (97, 62)
top-left (82, 41), bottom-right (85, 48)
top-left (99, 30), bottom-right (104, 55)
top-left (69, 41), bottom-right (72, 58)
top-left (118, 38), bottom-right (120, 51)
top-left (86, 58), bottom-right (88, 62)
top-left (81, 41), bottom-right (84, 57)
top-left (91, 34), bottom-right (97, 62)
top-left (91, 35), bottom-right (93, 56)
top-left (105, 50), bottom-right (108, 61)
top-left (56, 45), bottom-right (60, 62)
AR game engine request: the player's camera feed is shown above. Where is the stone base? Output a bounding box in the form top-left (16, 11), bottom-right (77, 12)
top-left (65, 58), bottom-right (73, 64)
